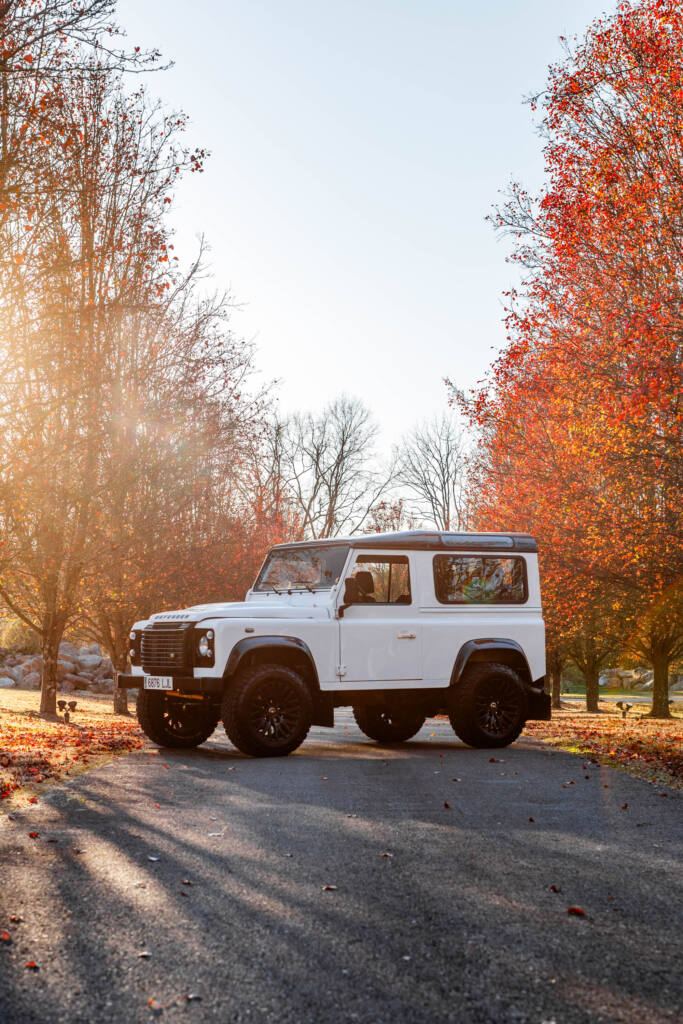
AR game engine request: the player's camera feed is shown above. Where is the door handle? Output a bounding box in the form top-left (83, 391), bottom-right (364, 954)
top-left (397, 632), bottom-right (416, 639)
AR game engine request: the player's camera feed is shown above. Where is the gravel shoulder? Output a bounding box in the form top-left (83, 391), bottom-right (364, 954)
top-left (1, 713), bottom-right (681, 1024)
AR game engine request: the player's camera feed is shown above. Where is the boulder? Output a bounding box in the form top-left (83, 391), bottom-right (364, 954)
top-left (4, 666), bottom-right (24, 682)
top-left (88, 642), bottom-right (101, 655)
top-left (59, 680), bottom-right (75, 694)
top-left (59, 641), bottom-right (79, 659)
top-left (24, 672), bottom-right (41, 690)
top-left (30, 655), bottom-right (43, 674)
top-left (77, 653), bottom-right (102, 671)
top-left (56, 660), bottom-right (76, 682)
top-left (63, 672), bottom-right (94, 691)
top-left (93, 678), bottom-right (115, 694)
top-left (0, 676), bottom-right (16, 688)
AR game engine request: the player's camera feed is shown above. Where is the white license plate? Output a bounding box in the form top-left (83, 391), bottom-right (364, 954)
top-left (143, 675), bottom-right (174, 690)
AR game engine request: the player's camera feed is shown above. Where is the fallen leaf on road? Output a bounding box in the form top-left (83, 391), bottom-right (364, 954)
top-left (321, 885), bottom-right (338, 891)
top-left (621, 803), bottom-right (628, 810)
top-left (320, 777), bottom-right (328, 780)
top-left (138, 951), bottom-right (151, 958)
top-left (46, 838), bottom-right (58, 843)
top-left (181, 994), bottom-right (202, 1003)
top-left (378, 852), bottom-right (393, 858)
top-left (1, 930), bottom-right (11, 943)
top-left (452, 778), bottom-right (460, 782)
top-left (28, 832), bottom-right (39, 839)
top-left (9, 915), bottom-right (23, 923)
top-left (207, 832), bottom-right (222, 837)
top-left (528, 817), bottom-right (535, 823)
top-left (181, 879), bottom-right (193, 886)
top-left (28, 797), bottom-right (37, 804)
top-left (25, 961), bottom-right (39, 970)
top-left (148, 997), bottom-right (163, 1014)
top-left (488, 758), bottom-right (503, 763)
top-left (154, 804), bottom-right (160, 809)
top-left (147, 856), bottom-right (159, 862)
top-left (567, 906), bottom-right (585, 917)
top-left (549, 885), bottom-right (561, 893)
top-left (443, 801), bottom-right (451, 809)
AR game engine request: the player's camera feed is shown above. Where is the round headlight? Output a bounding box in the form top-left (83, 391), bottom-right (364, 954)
top-left (129, 648), bottom-right (135, 658)
top-left (207, 630), bottom-right (214, 640)
top-left (198, 635), bottom-right (211, 657)
top-left (129, 631), bottom-right (136, 640)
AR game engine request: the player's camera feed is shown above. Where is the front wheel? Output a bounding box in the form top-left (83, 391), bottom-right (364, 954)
top-left (222, 663), bottom-right (312, 757)
top-left (449, 663), bottom-right (527, 748)
top-left (352, 705), bottom-right (425, 743)
top-left (136, 690), bottom-right (220, 749)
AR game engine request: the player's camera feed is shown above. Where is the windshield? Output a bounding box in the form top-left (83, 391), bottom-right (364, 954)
top-left (254, 545), bottom-right (350, 592)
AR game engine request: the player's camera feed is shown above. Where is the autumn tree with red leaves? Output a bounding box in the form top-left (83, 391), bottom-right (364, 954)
top-left (453, 0), bottom-right (682, 718)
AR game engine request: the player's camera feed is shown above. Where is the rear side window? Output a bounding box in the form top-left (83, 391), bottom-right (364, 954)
top-left (433, 555), bottom-right (527, 605)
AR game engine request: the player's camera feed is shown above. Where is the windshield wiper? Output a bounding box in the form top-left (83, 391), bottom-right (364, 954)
top-left (291, 581), bottom-right (315, 593)
top-left (270, 585), bottom-right (283, 595)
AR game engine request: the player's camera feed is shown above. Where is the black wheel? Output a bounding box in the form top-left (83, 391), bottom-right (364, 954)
top-left (136, 690), bottom-right (220, 749)
top-left (222, 663), bottom-right (312, 757)
top-left (449, 663), bottom-right (527, 748)
top-left (352, 705), bottom-right (425, 743)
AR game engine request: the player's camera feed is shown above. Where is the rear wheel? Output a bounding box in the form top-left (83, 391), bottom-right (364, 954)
top-left (136, 690), bottom-right (220, 749)
top-left (352, 705), bottom-right (425, 744)
top-left (449, 663), bottom-right (527, 748)
top-left (222, 663), bottom-right (312, 757)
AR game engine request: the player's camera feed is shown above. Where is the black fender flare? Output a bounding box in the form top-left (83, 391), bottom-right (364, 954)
top-left (223, 635), bottom-right (320, 690)
top-left (449, 638), bottom-right (532, 688)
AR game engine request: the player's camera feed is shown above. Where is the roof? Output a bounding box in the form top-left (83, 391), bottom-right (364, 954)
top-left (271, 531), bottom-right (538, 554)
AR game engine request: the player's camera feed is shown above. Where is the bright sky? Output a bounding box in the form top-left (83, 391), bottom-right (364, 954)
top-left (117, 0), bottom-right (606, 447)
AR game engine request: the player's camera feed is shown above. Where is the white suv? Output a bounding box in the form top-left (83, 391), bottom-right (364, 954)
top-left (118, 531), bottom-right (550, 756)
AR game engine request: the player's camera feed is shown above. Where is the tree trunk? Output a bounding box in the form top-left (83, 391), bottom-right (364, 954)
top-left (551, 665), bottom-right (562, 710)
top-left (40, 627), bottom-right (62, 716)
top-left (111, 632), bottom-right (130, 716)
top-left (648, 651), bottom-right (671, 719)
top-left (585, 665), bottom-right (600, 714)
top-left (548, 651), bottom-right (563, 710)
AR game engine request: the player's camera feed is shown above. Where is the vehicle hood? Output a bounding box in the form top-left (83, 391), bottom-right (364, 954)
top-left (149, 601), bottom-right (331, 624)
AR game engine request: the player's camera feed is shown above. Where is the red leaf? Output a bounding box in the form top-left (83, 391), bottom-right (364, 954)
top-left (1, 930), bottom-right (11, 942)
top-left (567, 906), bottom-right (585, 916)
top-left (25, 961), bottom-right (39, 970)
top-left (28, 832), bottom-right (39, 839)
top-left (443, 801), bottom-right (451, 809)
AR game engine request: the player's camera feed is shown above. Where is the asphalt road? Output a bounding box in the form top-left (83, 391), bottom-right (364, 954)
top-left (1, 712), bottom-right (681, 1024)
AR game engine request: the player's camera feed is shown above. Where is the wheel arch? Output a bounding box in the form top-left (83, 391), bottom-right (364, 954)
top-left (223, 635), bottom-right (320, 696)
top-left (450, 638), bottom-right (532, 688)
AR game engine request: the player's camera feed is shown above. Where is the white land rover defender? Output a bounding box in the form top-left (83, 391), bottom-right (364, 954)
top-left (117, 531), bottom-right (550, 756)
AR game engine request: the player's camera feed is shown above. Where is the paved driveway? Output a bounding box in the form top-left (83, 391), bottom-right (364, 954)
top-left (1, 713), bottom-right (681, 1024)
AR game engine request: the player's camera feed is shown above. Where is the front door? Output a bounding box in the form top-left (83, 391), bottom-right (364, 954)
top-left (338, 552), bottom-right (422, 685)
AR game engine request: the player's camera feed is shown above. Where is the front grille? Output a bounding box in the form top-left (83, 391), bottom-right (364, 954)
top-left (141, 623), bottom-right (192, 675)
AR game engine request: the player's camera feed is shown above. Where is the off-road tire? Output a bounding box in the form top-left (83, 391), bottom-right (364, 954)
top-left (222, 663), bottom-right (313, 757)
top-left (352, 705), bottom-right (425, 744)
top-left (449, 663), bottom-right (527, 748)
top-left (136, 689), bottom-right (220, 749)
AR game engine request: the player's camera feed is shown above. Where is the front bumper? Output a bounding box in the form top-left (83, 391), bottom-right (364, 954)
top-left (115, 673), bottom-right (223, 695)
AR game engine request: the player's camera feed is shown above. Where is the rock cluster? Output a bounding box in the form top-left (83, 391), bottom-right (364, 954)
top-left (598, 667), bottom-right (683, 692)
top-left (0, 642), bottom-right (117, 694)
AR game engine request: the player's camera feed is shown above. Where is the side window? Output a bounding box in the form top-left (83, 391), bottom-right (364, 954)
top-left (433, 556), bottom-right (527, 605)
top-left (347, 555), bottom-right (412, 605)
